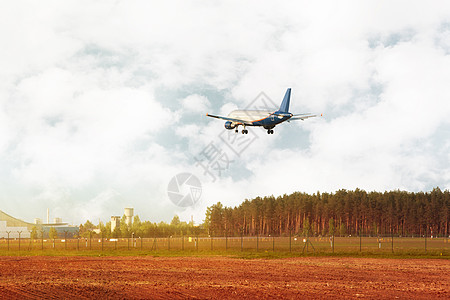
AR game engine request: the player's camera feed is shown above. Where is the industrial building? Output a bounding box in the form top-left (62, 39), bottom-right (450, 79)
top-left (0, 210), bottom-right (33, 238)
top-left (110, 208), bottom-right (134, 233)
top-left (0, 209), bottom-right (79, 239)
top-left (111, 216), bottom-right (121, 232)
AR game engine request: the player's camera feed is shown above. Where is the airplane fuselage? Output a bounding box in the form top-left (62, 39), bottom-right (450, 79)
top-left (227, 110), bottom-right (291, 129)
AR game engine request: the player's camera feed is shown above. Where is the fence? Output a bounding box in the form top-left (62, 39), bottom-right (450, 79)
top-left (0, 234), bottom-right (449, 254)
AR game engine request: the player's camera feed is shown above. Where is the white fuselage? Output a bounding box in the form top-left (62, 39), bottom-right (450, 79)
top-left (227, 110), bottom-right (272, 122)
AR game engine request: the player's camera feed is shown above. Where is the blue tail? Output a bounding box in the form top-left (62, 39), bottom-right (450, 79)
top-left (279, 88), bottom-right (291, 112)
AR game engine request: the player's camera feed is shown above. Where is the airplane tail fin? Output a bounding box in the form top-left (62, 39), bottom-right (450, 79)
top-left (279, 88), bottom-right (291, 112)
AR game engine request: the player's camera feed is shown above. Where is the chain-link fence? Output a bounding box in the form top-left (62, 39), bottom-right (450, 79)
top-left (0, 234), bottom-right (449, 254)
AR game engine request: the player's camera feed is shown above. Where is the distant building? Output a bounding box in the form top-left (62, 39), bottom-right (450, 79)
top-left (0, 210), bottom-right (35, 238)
top-left (111, 216), bottom-right (120, 232)
top-left (42, 216), bottom-right (78, 238)
top-left (0, 209), bottom-right (79, 239)
top-left (42, 224), bottom-right (79, 238)
top-left (0, 221), bottom-right (30, 238)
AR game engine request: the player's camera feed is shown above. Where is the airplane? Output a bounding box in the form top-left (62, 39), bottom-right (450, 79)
top-left (206, 88), bottom-right (319, 134)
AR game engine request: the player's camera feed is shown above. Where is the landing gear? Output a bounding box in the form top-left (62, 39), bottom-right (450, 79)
top-left (242, 129), bottom-right (248, 134)
top-left (267, 129), bottom-right (274, 134)
top-left (235, 129), bottom-right (239, 133)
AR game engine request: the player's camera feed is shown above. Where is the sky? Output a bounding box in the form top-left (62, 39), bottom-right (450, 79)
top-left (1, 1), bottom-right (450, 225)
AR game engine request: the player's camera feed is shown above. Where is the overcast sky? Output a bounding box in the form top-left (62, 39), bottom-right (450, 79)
top-left (1, 1), bottom-right (450, 225)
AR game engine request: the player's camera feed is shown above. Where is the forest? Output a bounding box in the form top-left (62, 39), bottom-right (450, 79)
top-left (78, 188), bottom-right (449, 238)
top-left (205, 188), bottom-right (449, 237)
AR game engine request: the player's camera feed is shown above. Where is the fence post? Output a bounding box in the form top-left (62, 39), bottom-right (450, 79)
top-left (18, 231), bottom-right (22, 251)
top-left (425, 226), bottom-right (427, 253)
top-left (272, 234), bottom-right (275, 252)
top-left (196, 234), bottom-right (198, 252)
top-left (168, 236), bottom-right (170, 251)
top-left (225, 230), bottom-right (228, 251)
top-left (391, 230), bottom-right (394, 253)
top-left (28, 230), bottom-right (32, 251)
top-left (210, 233), bottom-right (213, 251)
top-left (40, 230), bottom-right (44, 250)
top-left (332, 234), bottom-right (335, 253)
top-left (289, 229), bottom-right (292, 252)
top-left (140, 237), bottom-right (143, 250)
top-left (359, 228), bottom-right (362, 252)
top-left (101, 231), bottom-right (104, 252)
top-left (64, 231), bottom-right (68, 250)
top-left (241, 229), bottom-right (243, 252)
top-left (89, 231), bottom-right (92, 250)
top-left (306, 231), bottom-right (309, 253)
top-left (6, 231), bottom-right (10, 251)
top-left (182, 235), bottom-right (184, 251)
top-left (152, 237), bottom-right (157, 251)
top-left (256, 231), bottom-right (259, 252)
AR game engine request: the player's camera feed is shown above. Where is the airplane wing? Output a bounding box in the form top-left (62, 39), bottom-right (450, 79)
top-left (206, 113), bottom-right (253, 125)
top-left (289, 113), bottom-right (320, 121)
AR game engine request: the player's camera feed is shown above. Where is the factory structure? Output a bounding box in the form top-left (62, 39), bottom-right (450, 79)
top-left (0, 209), bottom-right (79, 238)
top-left (111, 207), bottom-right (134, 233)
top-left (1, 206), bottom-right (136, 238)
top-left (0, 210), bottom-right (33, 238)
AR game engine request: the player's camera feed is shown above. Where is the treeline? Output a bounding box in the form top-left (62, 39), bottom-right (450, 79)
top-left (79, 215), bottom-right (204, 239)
top-left (204, 188), bottom-right (449, 237)
top-left (77, 188), bottom-right (449, 238)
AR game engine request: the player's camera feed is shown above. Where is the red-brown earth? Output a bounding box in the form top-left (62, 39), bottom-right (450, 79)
top-left (0, 256), bottom-right (448, 299)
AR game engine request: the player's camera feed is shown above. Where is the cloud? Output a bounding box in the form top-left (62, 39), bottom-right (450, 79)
top-left (180, 94), bottom-right (210, 113)
top-left (1, 1), bottom-right (450, 225)
top-left (8, 66), bottom-right (172, 185)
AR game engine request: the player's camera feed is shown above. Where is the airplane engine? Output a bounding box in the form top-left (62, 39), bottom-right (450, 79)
top-left (224, 121), bottom-right (236, 130)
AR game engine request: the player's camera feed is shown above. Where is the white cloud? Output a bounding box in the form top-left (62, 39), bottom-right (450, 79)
top-left (175, 124), bottom-right (202, 139)
top-left (180, 94), bottom-right (210, 113)
top-left (1, 1), bottom-right (450, 224)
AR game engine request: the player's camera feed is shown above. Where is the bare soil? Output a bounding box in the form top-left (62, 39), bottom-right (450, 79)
top-left (0, 256), bottom-right (448, 299)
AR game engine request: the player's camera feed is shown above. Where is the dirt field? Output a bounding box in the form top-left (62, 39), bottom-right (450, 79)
top-left (0, 256), bottom-right (448, 299)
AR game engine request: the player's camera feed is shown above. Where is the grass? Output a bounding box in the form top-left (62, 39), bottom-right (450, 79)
top-left (0, 248), bottom-right (448, 260)
top-left (0, 236), bottom-right (448, 259)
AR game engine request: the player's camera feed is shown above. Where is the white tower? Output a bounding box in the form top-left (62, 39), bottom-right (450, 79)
top-left (124, 207), bottom-right (134, 226)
